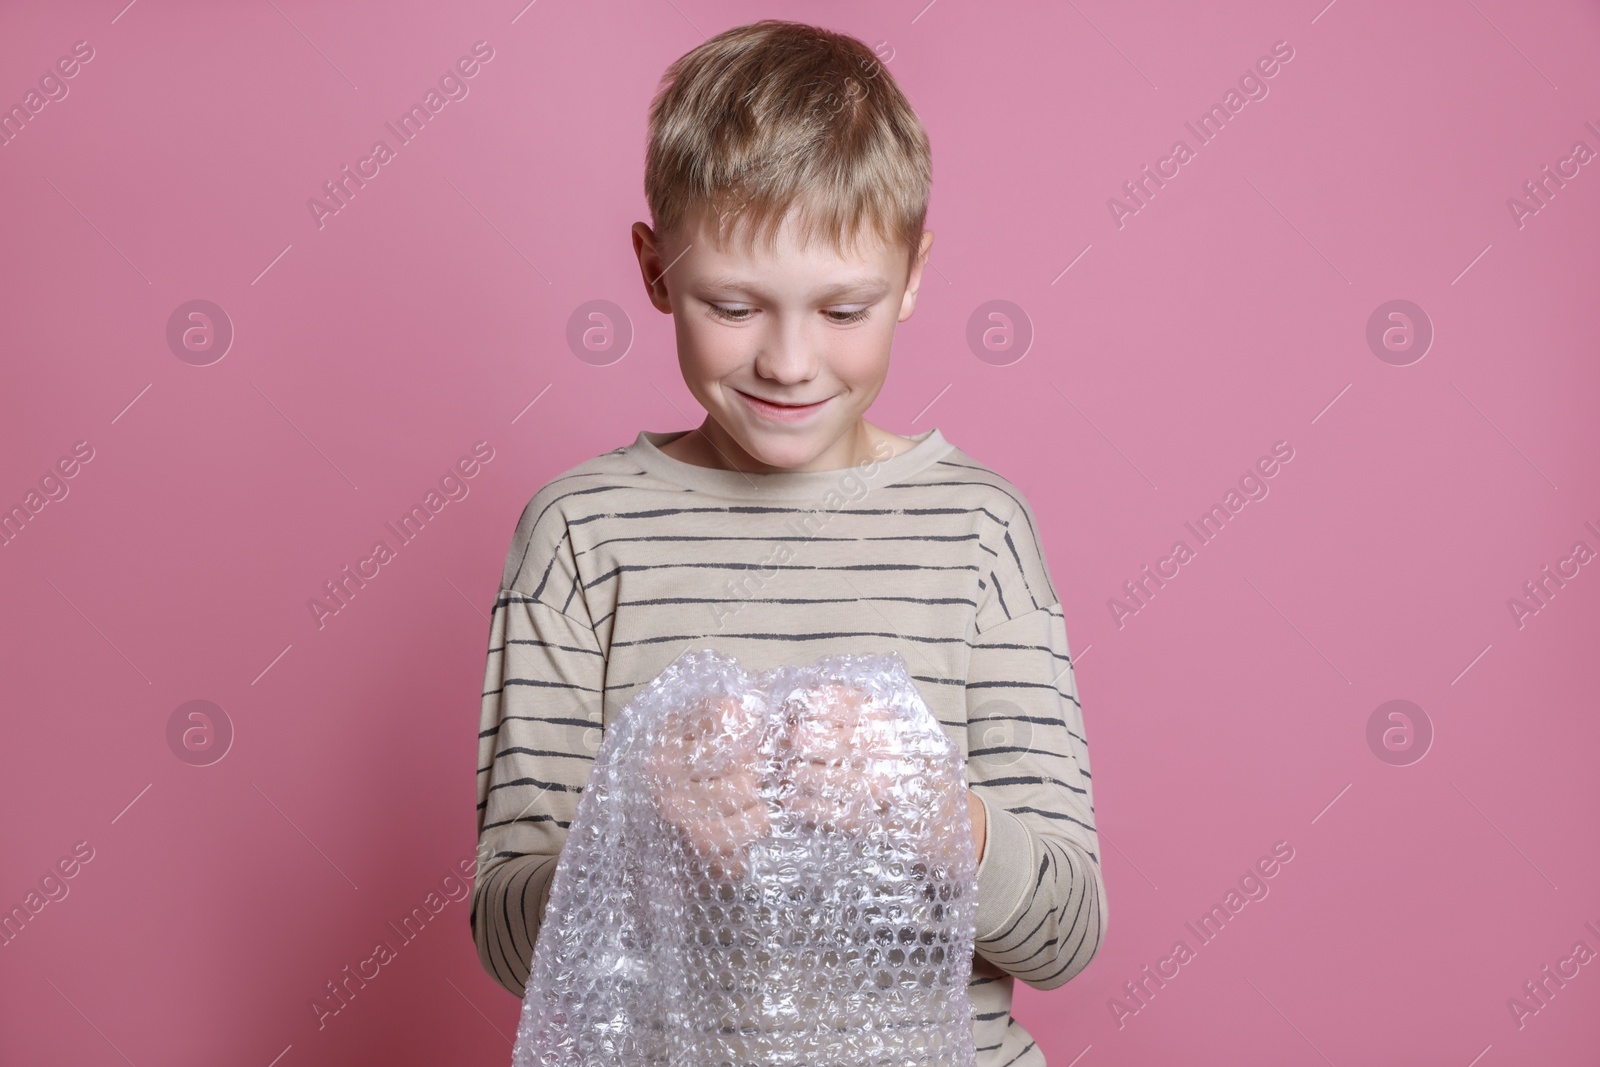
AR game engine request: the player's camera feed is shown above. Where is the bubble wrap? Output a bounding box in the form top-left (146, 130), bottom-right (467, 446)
top-left (510, 647), bottom-right (980, 1067)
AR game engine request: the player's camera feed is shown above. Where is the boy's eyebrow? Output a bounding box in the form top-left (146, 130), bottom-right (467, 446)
top-left (699, 275), bottom-right (893, 301)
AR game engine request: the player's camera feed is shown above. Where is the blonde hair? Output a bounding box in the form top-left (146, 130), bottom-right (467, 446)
top-left (644, 20), bottom-right (932, 276)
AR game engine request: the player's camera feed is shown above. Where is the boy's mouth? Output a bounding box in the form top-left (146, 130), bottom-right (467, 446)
top-left (735, 389), bottom-right (833, 422)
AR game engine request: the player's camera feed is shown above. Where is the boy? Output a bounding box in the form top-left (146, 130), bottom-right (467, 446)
top-left (473, 19), bottom-right (1107, 1066)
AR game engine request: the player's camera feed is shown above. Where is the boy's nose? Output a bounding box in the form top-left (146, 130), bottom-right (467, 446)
top-left (750, 323), bottom-right (821, 383)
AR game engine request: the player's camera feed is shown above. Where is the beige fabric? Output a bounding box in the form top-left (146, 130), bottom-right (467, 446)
top-left (473, 426), bottom-right (1107, 1066)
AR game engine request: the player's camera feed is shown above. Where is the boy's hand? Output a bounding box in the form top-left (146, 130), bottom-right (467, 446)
top-left (642, 683), bottom-right (982, 879)
top-left (644, 693), bottom-right (773, 881)
top-left (777, 684), bottom-right (943, 837)
top-left (966, 788), bottom-right (988, 867)
top-left (777, 683), bottom-right (983, 869)
top-left (776, 683), bottom-right (884, 836)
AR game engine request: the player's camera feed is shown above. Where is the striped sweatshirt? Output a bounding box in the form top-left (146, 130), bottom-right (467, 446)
top-left (472, 426), bottom-right (1108, 1067)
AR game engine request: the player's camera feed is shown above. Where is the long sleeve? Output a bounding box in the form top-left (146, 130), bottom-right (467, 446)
top-left (471, 583), bottom-right (607, 997)
top-left (964, 500), bottom-right (1108, 991)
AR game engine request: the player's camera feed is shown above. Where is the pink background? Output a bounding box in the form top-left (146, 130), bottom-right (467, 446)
top-left (3, 1), bottom-right (1598, 1064)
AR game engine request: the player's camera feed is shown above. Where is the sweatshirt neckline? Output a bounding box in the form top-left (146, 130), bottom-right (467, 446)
top-left (628, 427), bottom-right (954, 500)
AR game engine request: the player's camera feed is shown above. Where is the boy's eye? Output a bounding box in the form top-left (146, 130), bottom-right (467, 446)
top-left (705, 304), bottom-right (871, 325)
top-left (706, 304), bottom-right (753, 323)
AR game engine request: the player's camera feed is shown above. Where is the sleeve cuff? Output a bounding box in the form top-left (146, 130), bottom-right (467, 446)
top-left (972, 798), bottom-right (1035, 943)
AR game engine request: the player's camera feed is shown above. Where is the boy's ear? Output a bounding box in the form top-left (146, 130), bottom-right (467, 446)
top-left (632, 221), bottom-right (675, 314)
top-left (898, 230), bottom-right (935, 322)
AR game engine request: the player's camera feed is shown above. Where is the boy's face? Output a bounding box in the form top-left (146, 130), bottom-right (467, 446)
top-left (632, 205), bottom-right (935, 474)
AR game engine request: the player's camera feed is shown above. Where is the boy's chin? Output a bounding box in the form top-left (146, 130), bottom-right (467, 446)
top-left (727, 421), bottom-right (858, 470)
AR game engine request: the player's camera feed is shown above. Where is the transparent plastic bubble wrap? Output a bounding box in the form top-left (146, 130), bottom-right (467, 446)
top-left (510, 647), bottom-right (980, 1067)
